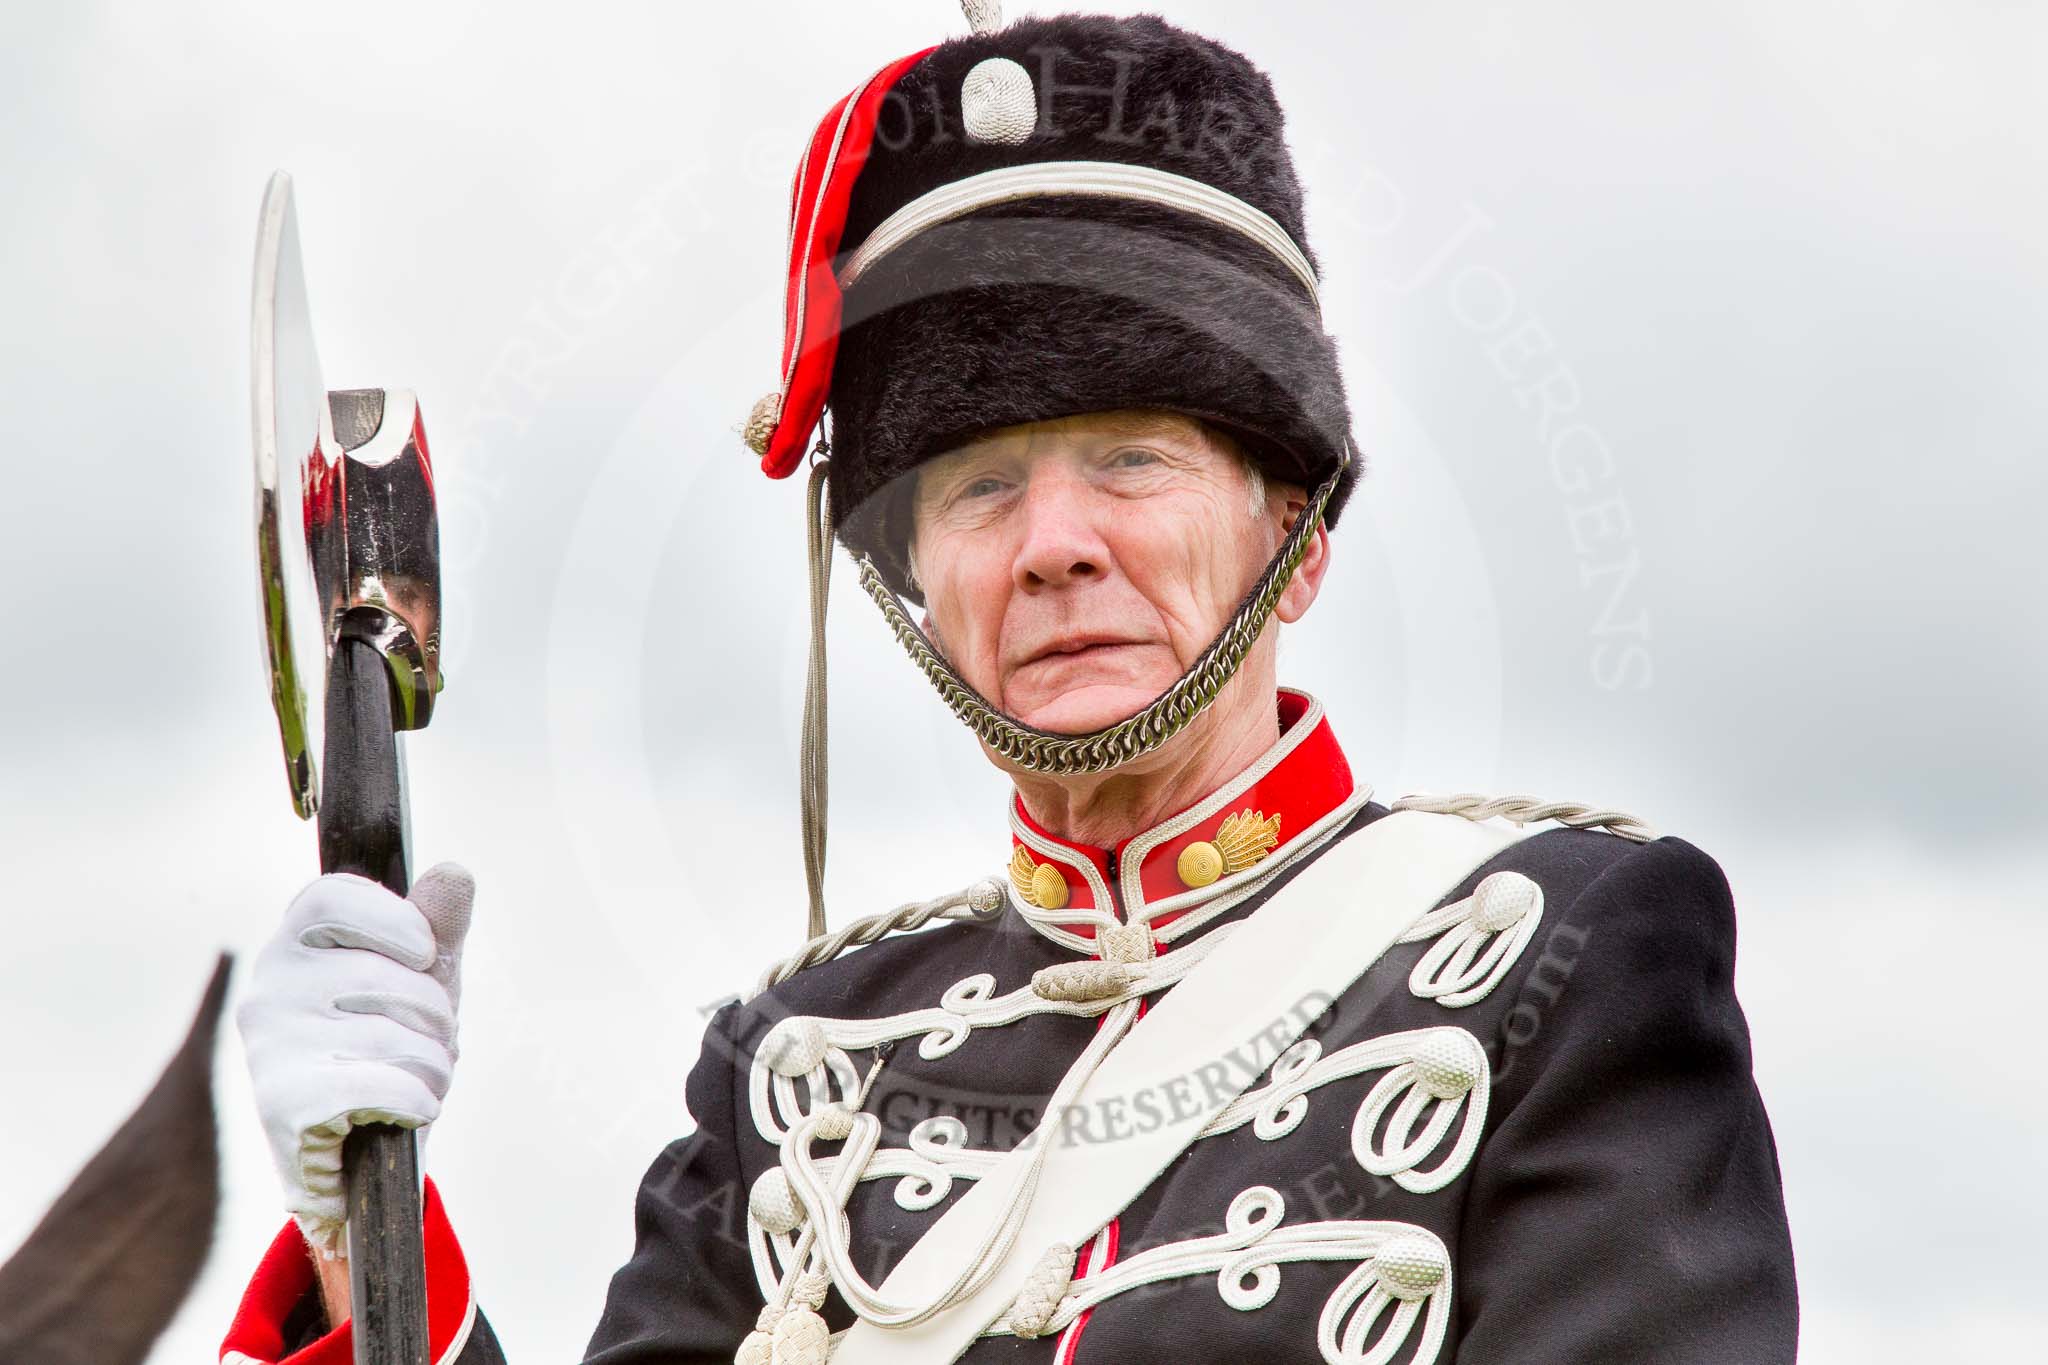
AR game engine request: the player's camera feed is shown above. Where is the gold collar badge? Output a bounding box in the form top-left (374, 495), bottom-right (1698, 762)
top-left (1175, 809), bottom-right (1283, 889)
top-left (1010, 846), bottom-right (1071, 910)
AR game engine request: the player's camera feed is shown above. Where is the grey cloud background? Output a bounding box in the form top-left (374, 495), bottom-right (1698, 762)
top-left (1, 1), bottom-right (2040, 1359)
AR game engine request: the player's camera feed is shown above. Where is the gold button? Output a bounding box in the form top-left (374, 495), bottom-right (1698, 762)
top-left (1177, 840), bottom-right (1224, 888)
top-left (1030, 862), bottom-right (1070, 910)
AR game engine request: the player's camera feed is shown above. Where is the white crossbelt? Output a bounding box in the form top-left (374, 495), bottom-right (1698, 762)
top-left (831, 809), bottom-right (1531, 1364)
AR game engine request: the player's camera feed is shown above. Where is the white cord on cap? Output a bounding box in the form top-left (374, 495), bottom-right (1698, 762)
top-left (838, 159), bottom-right (1323, 313)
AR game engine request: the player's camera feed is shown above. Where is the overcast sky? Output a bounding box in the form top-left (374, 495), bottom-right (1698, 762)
top-left (2, 2), bottom-right (2043, 1360)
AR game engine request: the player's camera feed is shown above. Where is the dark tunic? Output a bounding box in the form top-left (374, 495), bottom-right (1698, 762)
top-left (225, 694), bottom-right (1796, 1365)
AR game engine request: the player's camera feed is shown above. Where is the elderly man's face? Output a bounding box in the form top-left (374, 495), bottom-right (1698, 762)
top-left (908, 410), bottom-right (1308, 735)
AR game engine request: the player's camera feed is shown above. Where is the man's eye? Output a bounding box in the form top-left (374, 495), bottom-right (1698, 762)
top-left (961, 476), bottom-right (1008, 499)
top-left (1109, 447), bottom-right (1161, 468)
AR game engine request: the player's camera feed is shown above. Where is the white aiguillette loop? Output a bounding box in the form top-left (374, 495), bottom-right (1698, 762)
top-left (830, 809), bottom-right (1536, 1365)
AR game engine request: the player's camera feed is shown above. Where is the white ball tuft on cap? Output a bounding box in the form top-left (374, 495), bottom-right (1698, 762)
top-left (962, 57), bottom-right (1037, 146)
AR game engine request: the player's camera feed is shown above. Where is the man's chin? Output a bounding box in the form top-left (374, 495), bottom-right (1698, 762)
top-left (1008, 684), bottom-right (1166, 736)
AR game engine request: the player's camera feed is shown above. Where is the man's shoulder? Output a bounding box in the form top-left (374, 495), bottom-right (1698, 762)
top-left (1455, 816), bottom-right (1744, 1017)
top-left (1496, 825), bottom-right (1734, 927)
top-left (1366, 796), bottom-right (1728, 918)
top-left (1349, 798), bottom-right (1741, 987)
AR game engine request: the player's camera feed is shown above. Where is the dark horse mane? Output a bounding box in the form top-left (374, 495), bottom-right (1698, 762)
top-left (0, 955), bottom-right (230, 1364)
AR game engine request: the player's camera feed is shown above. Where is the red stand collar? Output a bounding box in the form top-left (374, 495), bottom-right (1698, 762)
top-left (1007, 689), bottom-right (1356, 936)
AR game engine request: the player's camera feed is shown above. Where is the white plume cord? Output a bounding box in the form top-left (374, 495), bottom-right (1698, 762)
top-left (800, 458), bottom-right (833, 938)
top-left (960, 0), bottom-right (1003, 34)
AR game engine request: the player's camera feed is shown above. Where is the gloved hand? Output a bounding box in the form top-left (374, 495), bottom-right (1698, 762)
top-left (236, 863), bottom-right (475, 1253)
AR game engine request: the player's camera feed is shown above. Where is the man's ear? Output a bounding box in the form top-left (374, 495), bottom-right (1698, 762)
top-left (1275, 515), bottom-right (1331, 624)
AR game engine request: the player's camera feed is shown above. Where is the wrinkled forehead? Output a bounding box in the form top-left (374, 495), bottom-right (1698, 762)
top-left (944, 409), bottom-right (1223, 458)
top-left (912, 409), bottom-right (1239, 505)
top-left (838, 407), bottom-right (1265, 606)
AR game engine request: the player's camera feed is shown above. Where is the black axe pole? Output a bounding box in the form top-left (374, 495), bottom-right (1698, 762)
top-left (317, 627), bottom-right (431, 1365)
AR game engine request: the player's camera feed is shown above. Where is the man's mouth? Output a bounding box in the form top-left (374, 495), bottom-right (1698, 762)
top-left (1018, 634), bottom-right (1138, 670)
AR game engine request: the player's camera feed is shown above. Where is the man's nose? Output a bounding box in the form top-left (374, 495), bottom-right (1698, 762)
top-left (1012, 466), bottom-right (1109, 592)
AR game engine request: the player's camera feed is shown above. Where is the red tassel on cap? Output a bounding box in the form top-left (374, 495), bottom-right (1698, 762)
top-left (754, 45), bottom-right (938, 479)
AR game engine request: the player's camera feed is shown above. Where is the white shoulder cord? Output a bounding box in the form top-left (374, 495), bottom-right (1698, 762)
top-left (1390, 792), bottom-right (1656, 844)
top-left (749, 878), bottom-right (1007, 1001)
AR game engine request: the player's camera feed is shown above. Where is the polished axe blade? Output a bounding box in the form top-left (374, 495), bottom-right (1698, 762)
top-left (251, 172), bottom-right (443, 821)
top-left (251, 171), bottom-right (332, 818)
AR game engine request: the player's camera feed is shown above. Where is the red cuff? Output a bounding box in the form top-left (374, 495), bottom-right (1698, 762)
top-left (220, 1177), bottom-right (476, 1365)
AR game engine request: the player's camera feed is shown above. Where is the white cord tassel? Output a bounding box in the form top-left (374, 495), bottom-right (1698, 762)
top-left (735, 1305), bottom-right (780, 1365)
top-left (960, 0), bottom-right (1003, 33)
top-left (1007, 1243), bottom-right (1076, 1338)
top-left (770, 1306), bottom-right (830, 1364)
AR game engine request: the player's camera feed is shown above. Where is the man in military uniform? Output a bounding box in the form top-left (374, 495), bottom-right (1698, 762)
top-left (222, 7), bottom-right (1798, 1364)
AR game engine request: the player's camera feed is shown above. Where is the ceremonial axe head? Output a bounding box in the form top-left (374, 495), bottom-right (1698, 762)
top-left (249, 170), bottom-right (445, 1364)
top-left (250, 170), bottom-right (443, 821)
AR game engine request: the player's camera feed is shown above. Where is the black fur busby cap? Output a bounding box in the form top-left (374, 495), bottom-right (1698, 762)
top-left (824, 11), bottom-right (1361, 595)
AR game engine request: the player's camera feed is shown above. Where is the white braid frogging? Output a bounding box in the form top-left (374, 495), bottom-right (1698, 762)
top-left (747, 937), bottom-right (1227, 1147)
top-left (775, 997), bottom-right (1146, 1331)
top-left (979, 1187), bottom-right (1452, 1365)
top-left (1201, 1027), bottom-right (1491, 1195)
top-left (1398, 870), bottom-right (1545, 1009)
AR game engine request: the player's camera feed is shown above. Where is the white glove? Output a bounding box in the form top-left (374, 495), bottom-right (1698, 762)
top-left (236, 863), bottom-right (475, 1253)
